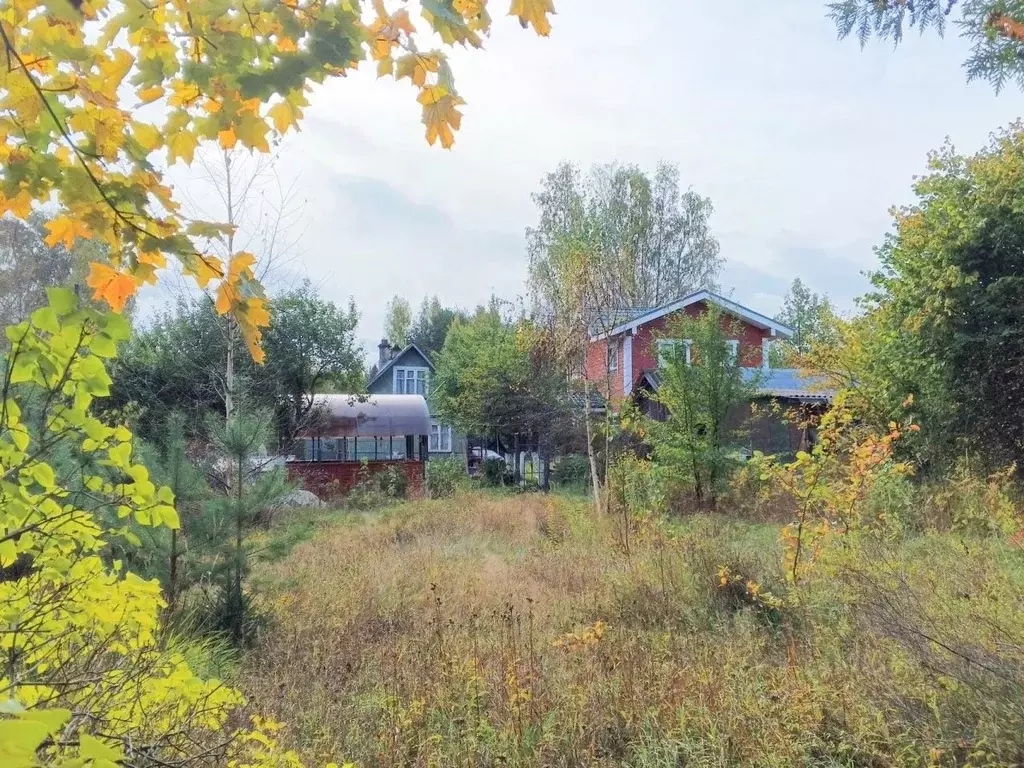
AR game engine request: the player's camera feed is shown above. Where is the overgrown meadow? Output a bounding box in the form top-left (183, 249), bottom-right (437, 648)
top-left (241, 488), bottom-right (1024, 767)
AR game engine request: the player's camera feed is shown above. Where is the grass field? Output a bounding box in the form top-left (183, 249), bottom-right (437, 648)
top-left (240, 491), bottom-right (1024, 767)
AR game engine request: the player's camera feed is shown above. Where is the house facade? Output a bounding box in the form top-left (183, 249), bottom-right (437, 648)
top-left (366, 340), bottom-right (465, 459)
top-left (584, 290), bottom-right (835, 455)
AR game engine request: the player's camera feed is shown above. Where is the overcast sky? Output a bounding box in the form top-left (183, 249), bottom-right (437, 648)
top-left (153, 1), bottom-right (1023, 360)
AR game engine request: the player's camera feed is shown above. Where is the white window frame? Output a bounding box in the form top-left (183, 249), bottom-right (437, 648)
top-left (657, 339), bottom-right (692, 367)
top-left (607, 342), bottom-right (618, 373)
top-left (727, 340), bottom-right (740, 364)
top-left (394, 366), bottom-right (429, 396)
top-left (429, 419), bottom-right (452, 452)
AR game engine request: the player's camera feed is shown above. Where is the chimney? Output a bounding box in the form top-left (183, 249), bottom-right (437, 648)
top-left (378, 338), bottom-right (392, 366)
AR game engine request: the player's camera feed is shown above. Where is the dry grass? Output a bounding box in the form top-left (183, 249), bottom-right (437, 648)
top-left (240, 491), bottom-right (1024, 768)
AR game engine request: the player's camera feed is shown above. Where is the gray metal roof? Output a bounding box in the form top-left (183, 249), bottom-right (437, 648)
top-left (301, 394), bottom-right (431, 437)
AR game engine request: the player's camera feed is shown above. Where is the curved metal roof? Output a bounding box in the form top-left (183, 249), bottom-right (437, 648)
top-left (301, 394), bottom-right (431, 437)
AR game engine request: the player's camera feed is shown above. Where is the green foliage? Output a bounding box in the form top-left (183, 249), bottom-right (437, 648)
top-left (773, 277), bottom-right (839, 361)
top-left (527, 161), bottom-right (721, 313)
top-left (550, 454), bottom-right (591, 489)
top-left (432, 309), bottom-right (576, 458)
top-left (201, 409), bottom-right (289, 646)
top-left (482, 458), bottom-right (513, 487)
top-left (828, 0), bottom-right (1024, 91)
top-left (638, 306), bottom-right (760, 510)
top-left (0, 212), bottom-right (94, 329)
top-left (113, 282), bottom-right (362, 444)
top-left (426, 456), bottom-right (467, 498)
top-left (0, 291), bottom-right (298, 766)
top-left (410, 295), bottom-right (466, 360)
top-left (383, 294), bottom-right (412, 348)
top-left (843, 124), bottom-right (1024, 471)
top-left (344, 461), bottom-right (409, 510)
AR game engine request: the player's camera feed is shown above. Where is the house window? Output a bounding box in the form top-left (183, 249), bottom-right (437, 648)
top-left (607, 342), bottom-right (618, 373)
top-left (429, 420), bottom-right (452, 452)
top-left (727, 340), bottom-right (739, 364)
top-left (657, 339), bottom-right (692, 367)
top-left (395, 367), bottom-right (428, 395)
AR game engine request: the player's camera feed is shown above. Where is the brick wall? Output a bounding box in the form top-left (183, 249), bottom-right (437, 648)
top-left (587, 301), bottom-right (774, 407)
top-left (286, 460), bottom-right (425, 501)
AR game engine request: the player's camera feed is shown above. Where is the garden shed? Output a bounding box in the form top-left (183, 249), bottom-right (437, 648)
top-left (286, 394), bottom-right (431, 499)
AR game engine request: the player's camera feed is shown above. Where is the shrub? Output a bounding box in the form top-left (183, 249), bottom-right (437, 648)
top-left (481, 457), bottom-right (513, 487)
top-left (426, 456), bottom-right (467, 498)
top-left (550, 454), bottom-right (591, 488)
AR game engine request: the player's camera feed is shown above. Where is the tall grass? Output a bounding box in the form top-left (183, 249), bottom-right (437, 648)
top-left (240, 492), bottom-right (1024, 767)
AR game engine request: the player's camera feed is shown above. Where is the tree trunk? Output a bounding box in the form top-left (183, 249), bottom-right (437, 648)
top-left (582, 381), bottom-right (602, 514)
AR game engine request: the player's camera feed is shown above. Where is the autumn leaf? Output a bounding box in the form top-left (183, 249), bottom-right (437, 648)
top-left (44, 216), bottom-right (92, 249)
top-left (136, 85), bottom-right (165, 103)
top-left (268, 101), bottom-right (299, 134)
top-left (509, 0), bottom-right (555, 35)
top-left (87, 262), bottom-right (137, 312)
top-left (131, 121), bottom-right (161, 151)
top-left (218, 127), bottom-right (238, 149)
top-left (396, 53), bottom-right (440, 87)
top-left (167, 131), bottom-right (198, 164)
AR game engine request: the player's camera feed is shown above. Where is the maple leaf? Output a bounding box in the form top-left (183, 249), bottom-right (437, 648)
top-left (136, 85), bottom-right (165, 104)
top-left (86, 262), bottom-right (137, 312)
top-left (509, 0), bottom-right (555, 35)
top-left (131, 121), bottom-right (161, 151)
top-left (44, 216), bottom-right (92, 249)
top-left (396, 53), bottom-right (440, 87)
top-left (268, 101), bottom-right (300, 134)
top-left (419, 88), bottom-right (464, 149)
top-left (167, 131), bottom-right (198, 164)
top-left (218, 127), bottom-right (238, 149)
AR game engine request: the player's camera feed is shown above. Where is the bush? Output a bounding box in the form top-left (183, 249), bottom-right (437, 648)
top-left (551, 454), bottom-right (590, 488)
top-left (426, 456), bottom-right (467, 498)
top-left (482, 457), bottom-right (513, 487)
top-left (346, 462), bottom-right (408, 510)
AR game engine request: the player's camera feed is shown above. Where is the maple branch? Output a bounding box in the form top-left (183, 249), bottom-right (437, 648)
top-left (0, 24), bottom-right (226, 284)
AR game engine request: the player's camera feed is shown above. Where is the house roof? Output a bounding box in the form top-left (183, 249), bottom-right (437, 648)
top-left (366, 342), bottom-right (433, 391)
top-left (592, 290), bottom-right (794, 341)
top-left (299, 394), bottom-right (431, 438)
top-left (635, 367), bottom-right (835, 404)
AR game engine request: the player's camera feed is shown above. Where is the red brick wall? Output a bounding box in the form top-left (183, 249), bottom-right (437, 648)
top-left (587, 301), bottom-right (774, 407)
top-left (286, 460), bottom-right (425, 501)
top-left (585, 336), bottom-right (625, 402)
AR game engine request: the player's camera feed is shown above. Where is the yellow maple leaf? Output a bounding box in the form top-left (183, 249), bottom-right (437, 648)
top-left (417, 84), bottom-right (450, 106)
top-left (218, 127), bottom-right (238, 149)
top-left (228, 251), bottom-right (256, 280)
top-left (236, 115), bottom-right (270, 152)
top-left (188, 255), bottom-right (223, 288)
top-left (0, 190), bottom-right (34, 219)
top-left (44, 216), bottom-right (92, 249)
top-left (137, 250), bottom-right (166, 268)
top-left (276, 36), bottom-right (297, 52)
top-left (136, 85), bottom-right (165, 103)
top-left (87, 262), bottom-right (138, 312)
top-left (131, 121), bottom-right (161, 151)
top-left (267, 101), bottom-right (299, 134)
top-left (167, 131), bottom-right (198, 164)
top-left (422, 93), bottom-right (464, 148)
top-left (396, 53), bottom-right (439, 87)
top-left (509, 0), bottom-right (555, 35)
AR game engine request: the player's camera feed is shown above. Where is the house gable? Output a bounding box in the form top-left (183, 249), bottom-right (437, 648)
top-left (367, 344), bottom-right (434, 395)
top-left (585, 292), bottom-right (793, 404)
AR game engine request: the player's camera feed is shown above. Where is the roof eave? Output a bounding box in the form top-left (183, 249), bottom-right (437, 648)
top-left (590, 290), bottom-right (794, 341)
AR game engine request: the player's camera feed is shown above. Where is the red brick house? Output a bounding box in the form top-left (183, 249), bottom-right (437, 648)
top-left (584, 290), bottom-right (834, 455)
